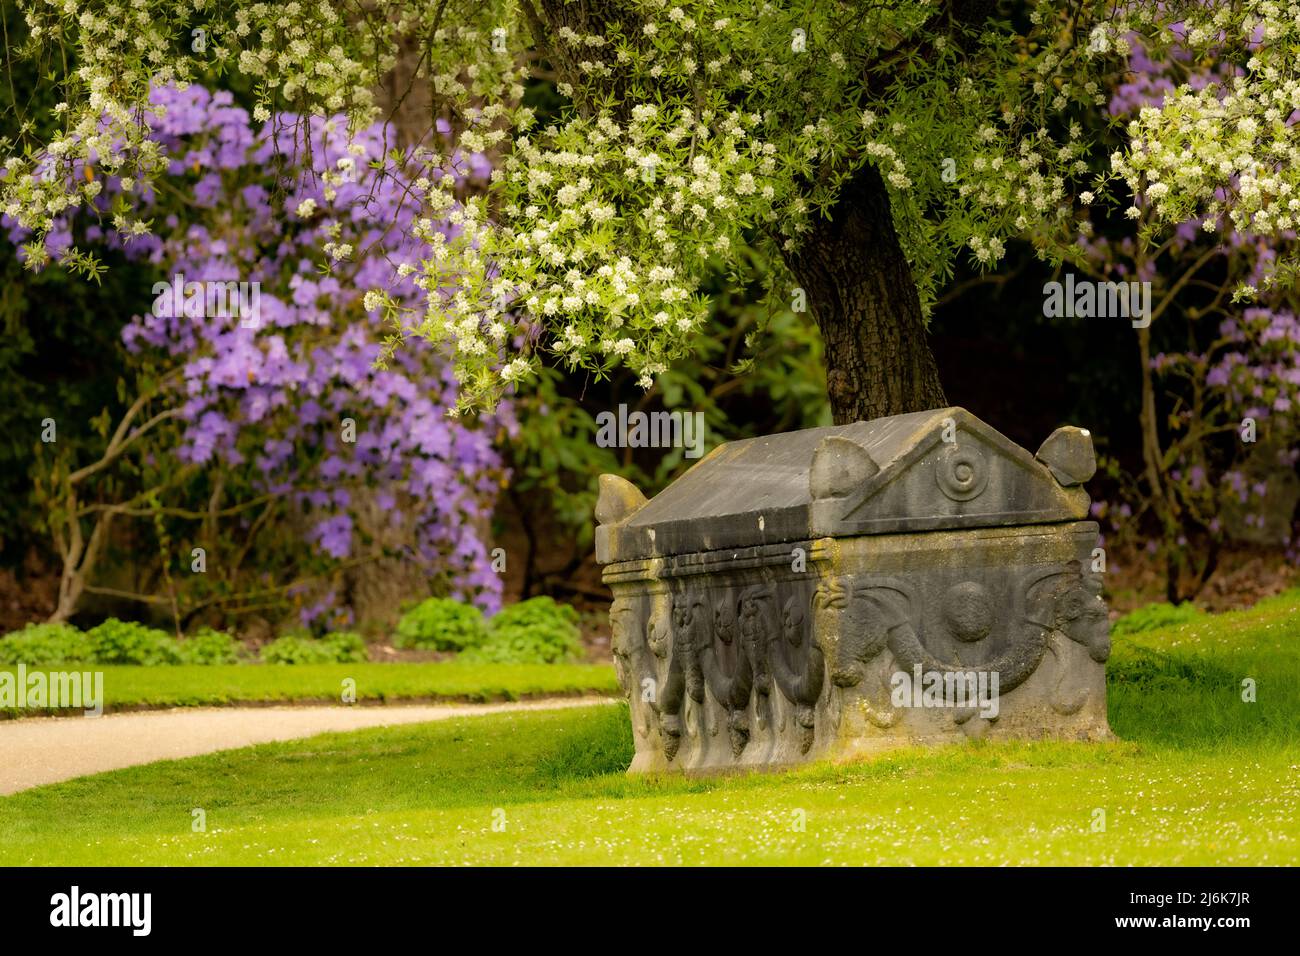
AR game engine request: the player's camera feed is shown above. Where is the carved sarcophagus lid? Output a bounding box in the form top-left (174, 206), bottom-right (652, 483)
top-left (596, 407), bottom-right (1110, 774)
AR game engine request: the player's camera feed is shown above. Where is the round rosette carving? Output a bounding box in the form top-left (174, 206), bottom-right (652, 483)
top-left (935, 442), bottom-right (988, 501)
top-left (942, 581), bottom-right (994, 643)
top-left (884, 576), bottom-right (1047, 697)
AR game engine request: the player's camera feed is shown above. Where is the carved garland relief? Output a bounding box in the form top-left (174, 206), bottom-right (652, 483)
top-left (611, 555), bottom-right (1109, 765)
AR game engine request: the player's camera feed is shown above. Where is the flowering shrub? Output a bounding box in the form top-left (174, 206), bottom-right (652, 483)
top-left (133, 85), bottom-right (508, 617)
top-left (1150, 308), bottom-right (1300, 535)
top-left (1077, 33), bottom-right (1300, 598)
top-left (11, 83), bottom-right (510, 624)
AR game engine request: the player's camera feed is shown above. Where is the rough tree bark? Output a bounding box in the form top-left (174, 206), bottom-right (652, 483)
top-left (784, 162), bottom-right (947, 424)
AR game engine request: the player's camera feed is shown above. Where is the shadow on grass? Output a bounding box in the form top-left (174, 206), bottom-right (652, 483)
top-left (530, 640), bottom-right (1299, 794)
top-left (534, 700), bottom-right (635, 783)
top-left (1107, 643), bottom-right (1297, 749)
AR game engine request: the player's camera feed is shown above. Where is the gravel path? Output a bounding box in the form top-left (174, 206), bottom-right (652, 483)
top-left (0, 697), bottom-right (612, 795)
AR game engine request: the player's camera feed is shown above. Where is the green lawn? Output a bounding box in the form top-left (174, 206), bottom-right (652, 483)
top-left (0, 590), bottom-right (1296, 866)
top-left (0, 661), bottom-right (618, 715)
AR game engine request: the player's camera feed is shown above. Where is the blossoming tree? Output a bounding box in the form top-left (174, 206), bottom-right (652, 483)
top-left (6, 0), bottom-right (1300, 424)
top-left (1078, 34), bottom-right (1300, 601)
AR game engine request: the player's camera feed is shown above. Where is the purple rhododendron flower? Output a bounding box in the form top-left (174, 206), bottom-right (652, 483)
top-left (8, 83), bottom-right (509, 617)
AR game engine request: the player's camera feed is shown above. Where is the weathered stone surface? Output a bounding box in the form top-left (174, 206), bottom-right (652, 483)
top-left (1035, 425), bottom-right (1098, 487)
top-left (597, 407), bottom-right (1112, 773)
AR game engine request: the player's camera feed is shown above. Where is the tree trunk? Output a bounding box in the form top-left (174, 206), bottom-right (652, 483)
top-left (785, 162), bottom-right (947, 424)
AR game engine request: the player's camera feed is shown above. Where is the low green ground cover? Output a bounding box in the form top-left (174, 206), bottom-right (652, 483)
top-left (1, 590), bottom-right (1295, 865)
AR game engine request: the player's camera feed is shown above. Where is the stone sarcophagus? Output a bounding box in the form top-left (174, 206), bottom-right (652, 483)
top-left (596, 407), bottom-right (1111, 774)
